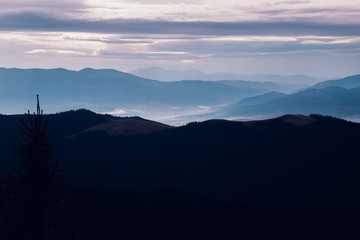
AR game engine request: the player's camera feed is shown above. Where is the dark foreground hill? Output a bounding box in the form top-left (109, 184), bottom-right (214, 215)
top-left (1, 110), bottom-right (360, 239)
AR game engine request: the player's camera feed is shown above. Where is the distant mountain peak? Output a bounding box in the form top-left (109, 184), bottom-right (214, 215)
top-left (80, 67), bottom-right (95, 71)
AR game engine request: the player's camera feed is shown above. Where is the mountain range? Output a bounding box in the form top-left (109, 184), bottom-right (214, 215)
top-left (0, 67), bottom-right (270, 115)
top-left (310, 74), bottom-right (360, 89)
top-left (0, 67), bottom-right (360, 125)
top-left (209, 74), bottom-right (360, 121)
top-left (131, 66), bottom-right (325, 84)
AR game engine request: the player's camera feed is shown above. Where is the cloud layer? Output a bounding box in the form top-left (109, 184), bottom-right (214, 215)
top-left (1, 12), bottom-right (360, 36)
top-left (0, 0), bottom-right (359, 77)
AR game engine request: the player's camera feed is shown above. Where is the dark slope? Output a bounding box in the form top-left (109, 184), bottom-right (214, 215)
top-left (0, 109), bottom-right (171, 175)
top-left (69, 186), bottom-right (347, 240)
top-left (243, 114), bottom-right (318, 126)
top-left (1, 111), bottom-right (360, 239)
top-left (222, 86), bottom-right (360, 119)
top-left (1, 111), bottom-right (359, 200)
top-left (48, 114), bottom-right (360, 239)
top-left (54, 113), bottom-right (360, 203)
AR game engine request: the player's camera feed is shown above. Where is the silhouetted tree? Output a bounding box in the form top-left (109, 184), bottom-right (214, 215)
top-left (3, 95), bottom-right (76, 240)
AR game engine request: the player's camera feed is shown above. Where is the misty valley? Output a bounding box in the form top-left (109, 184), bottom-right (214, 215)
top-left (0, 67), bottom-right (359, 125)
top-left (0, 68), bottom-right (359, 239)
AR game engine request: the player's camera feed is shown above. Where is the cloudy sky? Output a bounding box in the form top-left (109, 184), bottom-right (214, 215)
top-left (0, 0), bottom-right (359, 77)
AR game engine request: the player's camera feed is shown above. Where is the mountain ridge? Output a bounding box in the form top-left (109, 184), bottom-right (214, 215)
top-left (215, 86), bottom-right (360, 120)
top-left (0, 67), bottom-right (268, 116)
top-left (310, 74), bottom-right (360, 89)
top-left (131, 66), bottom-right (325, 84)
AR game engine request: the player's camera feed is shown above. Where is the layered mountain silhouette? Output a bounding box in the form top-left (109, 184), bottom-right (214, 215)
top-left (1, 110), bottom-right (359, 239)
top-left (131, 66), bottom-right (323, 84)
top-left (310, 74), bottom-right (360, 89)
top-left (0, 67), bottom-right (269, 114)
top-left (213, 74), bottom-right (360, 120)
top-left (2, 67), bottom-right (360, 125)
top-left (217, 80), bottom-right (306, 93)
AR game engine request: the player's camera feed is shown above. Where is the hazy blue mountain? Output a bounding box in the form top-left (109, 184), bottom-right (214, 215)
top-left (229, 91), bottom-right (287, 107)
top-left (220, 86), bottom-right (360, 120)
top-left (217, 80), bottom-right (307, 93)
top-left (131, 67), bottom-right (211, 82)
top-left (309, 74), bottom-right (360, 89)
top-left (240, 73), bottom-right (325, 84)
top-left (0, 67), bottom-right (267, 114)
top-left (131, 66), bottom-right (325, 84)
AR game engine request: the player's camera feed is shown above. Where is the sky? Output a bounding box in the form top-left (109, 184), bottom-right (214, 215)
top-left (0, 0), bottom-right (360, 78)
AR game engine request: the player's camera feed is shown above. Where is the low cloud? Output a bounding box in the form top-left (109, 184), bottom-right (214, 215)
top-left (101, 108), bottom-right (127, 115)
top-left (25, 49), bottom-right (87, 55)
top-left (152, 37), bottom-right (360, 56)
top-left (1, 0), bottom-right (359, 78)
top-left (63, 35), bottom-right (154, 44)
